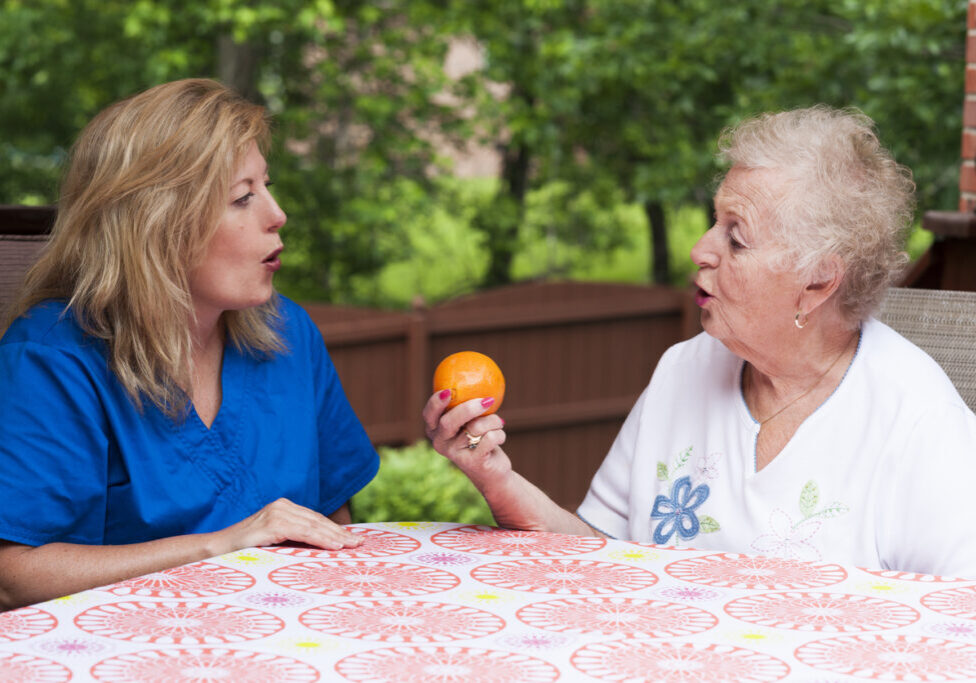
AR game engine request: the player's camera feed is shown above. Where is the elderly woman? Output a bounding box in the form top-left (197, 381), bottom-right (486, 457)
top-left (0, 79), bottom-right (378, 609)
top-left (425, 106), bottom-right (976, 578)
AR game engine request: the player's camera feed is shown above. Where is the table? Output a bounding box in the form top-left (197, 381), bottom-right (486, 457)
top-left (2, 522), bottom-right (976, 682)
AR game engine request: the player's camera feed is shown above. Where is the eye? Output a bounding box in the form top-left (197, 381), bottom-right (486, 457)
top-left (232, 191), bottom-right (255, 208)
top-left (729, 232), bottom-right (745, 250)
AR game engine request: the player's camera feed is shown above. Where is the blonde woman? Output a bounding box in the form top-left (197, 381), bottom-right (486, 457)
top-left (0, 79), bottom-right (378, 610)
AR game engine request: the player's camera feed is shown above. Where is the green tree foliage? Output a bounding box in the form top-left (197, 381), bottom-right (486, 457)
top-left (446, 0), bottom-right (965, 285)
top-left (1, 0), bottom-right (967, 296)
top-left (0, 0), bottom-right (465, 303)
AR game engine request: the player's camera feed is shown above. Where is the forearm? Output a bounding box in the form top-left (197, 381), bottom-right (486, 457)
top-left (471, 466), bottom-right (603, 537)
top-left (0, 500), bottom-right (358, 611)
top-left (0, 532), bottom-right (224, 611)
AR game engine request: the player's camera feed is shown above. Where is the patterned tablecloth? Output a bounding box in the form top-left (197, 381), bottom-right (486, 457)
top-left (2, 522), bottom-right (976, 682)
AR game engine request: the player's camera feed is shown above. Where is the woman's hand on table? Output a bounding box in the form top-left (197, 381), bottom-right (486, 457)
top-left (210, 498), bottom-right (362, 555)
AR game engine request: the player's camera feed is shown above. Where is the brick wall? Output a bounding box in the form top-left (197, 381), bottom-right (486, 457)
top-left (961, 0), bottom-right (976, 210)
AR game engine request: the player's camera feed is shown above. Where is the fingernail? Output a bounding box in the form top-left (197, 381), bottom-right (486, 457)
top-left (500, 417), bottom-right (505, 426)
top-left (481, 397), bottom-right (495, 408)
top-left (439, 389), bottom-right (452, 401)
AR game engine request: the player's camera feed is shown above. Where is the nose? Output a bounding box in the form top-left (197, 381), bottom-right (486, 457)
top-left (690, 225), bottom-right (719, 268)
top-left (265, 192), bottom-right (287, 232)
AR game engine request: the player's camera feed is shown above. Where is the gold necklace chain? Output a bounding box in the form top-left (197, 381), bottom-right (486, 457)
top-left (751, 332), bottom-right (858, 427)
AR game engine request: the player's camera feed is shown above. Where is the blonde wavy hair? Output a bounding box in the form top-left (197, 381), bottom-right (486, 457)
top-left (10, 78), bottom-right (284, 416)
top-left (718, 105), bottom-right (916, 324)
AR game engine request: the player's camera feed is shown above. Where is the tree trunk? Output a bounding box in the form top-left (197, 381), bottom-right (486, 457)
top-left (217, 34), bottom-right (261, 102)
top-left (645, 200), bottom-right (670, 284)
top-left (482, 142), bottom-right (530, 287)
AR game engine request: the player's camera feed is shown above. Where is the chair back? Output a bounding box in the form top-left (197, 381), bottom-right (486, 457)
top-left (876, 287), bottom-right (976, 413)
top-left (0, 206), bottom-right (54, 322)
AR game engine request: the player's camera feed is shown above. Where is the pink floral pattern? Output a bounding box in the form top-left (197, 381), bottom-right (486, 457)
top-left (299, 600), bottom-right (505, 642)
top-left (334, 645), bottom-right (560, 682)
top-left (571, 640), bottom-right (790, 682)
top-left (516, 597), bottom-right (717, 638)
top-left (90, 647), bottom-right (320, 682)
top-left (74, 601), bottom-right (284, 644)
top-left (0, 652), bottom-right (71, 683)
top-left (431, 525), bottom-right (606, 556)
top-left (920, 586), bottom-right (976, 620)
top-left (4, 522), bottom-right (974, 681)
top-left (665, 553), bottom-right (847, 589)
top-left (269, 560), bottom-right (459, 597)
top-left (0, 607), bottom-right (57, 643)
top-left (794, 634), bottom-right (976, 680)
top-left (262, 527), bottom-right (421, 559)
top-left (471, 559), bottom-right (658, 594)
top-left (100, 562), bottom-right (254, 598)
top-left (723, 592), bottom-right (919, 632)
top-left (858, 567), bottom-right (967, 583)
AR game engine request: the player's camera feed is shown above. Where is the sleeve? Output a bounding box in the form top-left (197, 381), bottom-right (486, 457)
top-left (878, 402), bottom-right (976, 579)
top-left (295, 306), bottom-right (379, 515)
top-left (576, 384), bottom-right (651, 539)
top-left (0, 341), bottom-right (110, 545)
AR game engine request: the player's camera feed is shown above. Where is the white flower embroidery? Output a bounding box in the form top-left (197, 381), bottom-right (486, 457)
top-left (751, 509), bottom-right (822, 561)
top-left (694, 451), bottom-right (722, 481)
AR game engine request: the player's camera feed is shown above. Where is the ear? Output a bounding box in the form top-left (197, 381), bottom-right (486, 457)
top-left (797, 253), bottom-right (845, 316)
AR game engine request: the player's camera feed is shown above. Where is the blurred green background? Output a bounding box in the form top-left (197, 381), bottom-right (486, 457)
top-left (1, 0), bottom-right (961, 309)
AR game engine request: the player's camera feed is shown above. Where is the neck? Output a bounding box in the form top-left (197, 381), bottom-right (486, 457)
top-left (746, 323), bottom-right (860, 426)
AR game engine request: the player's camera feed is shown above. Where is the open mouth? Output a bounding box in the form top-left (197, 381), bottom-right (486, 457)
top-left (263, 247), bottom-right (284, 271)
top-left (694, 284), bottom-right (712, 306)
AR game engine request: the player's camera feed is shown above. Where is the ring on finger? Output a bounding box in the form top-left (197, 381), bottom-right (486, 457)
top-left (464, 430), bottom-right (483, 450)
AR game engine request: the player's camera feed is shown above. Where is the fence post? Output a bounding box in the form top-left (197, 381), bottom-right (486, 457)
top-left (404, 309), bottom-right (429, 444)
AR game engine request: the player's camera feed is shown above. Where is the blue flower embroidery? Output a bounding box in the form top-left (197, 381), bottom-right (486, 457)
top-left (650, 475), bottom-right (710, 544)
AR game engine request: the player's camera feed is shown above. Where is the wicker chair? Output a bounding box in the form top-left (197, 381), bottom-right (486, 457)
top-left (876, 287), bottom-right (976, 413)
top-left (0, 206), bottom-right (53, 323)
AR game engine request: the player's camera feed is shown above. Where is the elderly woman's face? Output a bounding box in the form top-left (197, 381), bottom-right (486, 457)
top-left (188, 142), bottom-right (287, 323)
top-left (690, 166), bottom-right (804, 357)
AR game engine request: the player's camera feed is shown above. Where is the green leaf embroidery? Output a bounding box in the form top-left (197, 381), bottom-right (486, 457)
top-left (799, 480), bottom-right (819, 517)
top-left (656, 462), bottom-right (669, 481)
top-left (811, 502), bottom-right (850, 520)
top-left (672, 446), bottom-right (693, 472)
top-left (699, 516), bottom-right (720, 533)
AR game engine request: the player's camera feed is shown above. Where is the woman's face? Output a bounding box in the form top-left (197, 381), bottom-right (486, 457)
top-left (189, 142), bottom-right (286, 325)
top-left (690, 166), bottom-right (804, 359)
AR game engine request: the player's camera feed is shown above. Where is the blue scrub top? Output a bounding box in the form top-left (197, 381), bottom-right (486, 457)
top-left (0, 296), bottom-right (379, 546)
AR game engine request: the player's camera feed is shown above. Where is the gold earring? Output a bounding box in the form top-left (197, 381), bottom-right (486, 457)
top-left (794, 311), bottom-right (807, 329)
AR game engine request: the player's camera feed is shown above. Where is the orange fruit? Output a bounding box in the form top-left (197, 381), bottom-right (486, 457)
top-left (432, 351), bottom-right (505, 415)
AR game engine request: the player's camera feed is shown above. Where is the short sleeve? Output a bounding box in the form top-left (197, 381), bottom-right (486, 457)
top-left (0, 341), bottom-right (110, 545)
top-left (878, 402), bottom-right (976, 579)
top-left (577, 386), bottom-right (650, 539)
top-left (288, 302), bottom-right (378, 515)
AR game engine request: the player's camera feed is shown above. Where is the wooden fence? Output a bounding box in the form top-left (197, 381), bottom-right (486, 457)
top-left (307, 281), bottom-right (698, 510)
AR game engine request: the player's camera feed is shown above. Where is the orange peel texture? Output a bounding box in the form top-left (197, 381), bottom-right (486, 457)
top-left (432, 351), bottom-right (505, 416)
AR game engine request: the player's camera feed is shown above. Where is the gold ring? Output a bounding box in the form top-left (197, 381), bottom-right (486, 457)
top-left (464, 431), bottom-right (483, 450)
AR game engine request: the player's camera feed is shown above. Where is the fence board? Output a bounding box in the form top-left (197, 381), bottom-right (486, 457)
top-left (313, 281), bottom-right (693, 510)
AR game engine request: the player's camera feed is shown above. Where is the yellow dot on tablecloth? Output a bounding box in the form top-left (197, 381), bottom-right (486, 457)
top-left (608, 549), bottom-right (662, 562)
top-left (856, 580), bottom-right (910, 595)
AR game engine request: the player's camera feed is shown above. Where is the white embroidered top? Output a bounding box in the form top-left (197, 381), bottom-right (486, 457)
top-left (577, 318), bottom-right (976, 579)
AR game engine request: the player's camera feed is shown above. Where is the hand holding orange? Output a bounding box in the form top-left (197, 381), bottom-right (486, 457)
top-left (433, 351), bottom-right (505, 416)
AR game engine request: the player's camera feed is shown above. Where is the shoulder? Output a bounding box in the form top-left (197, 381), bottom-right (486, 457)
top-left (856, 317), bottom-right (968, 412)
top-left (653, 332), bottom-right (738, 382)
top-left (1, 300), bottom-right (97, 354)
top-left (272, 294), bottom-right (323, 345)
